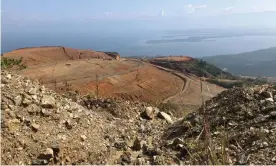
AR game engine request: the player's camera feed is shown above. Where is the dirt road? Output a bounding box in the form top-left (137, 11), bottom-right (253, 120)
top-left (148, 62), bottom-right (225, 105)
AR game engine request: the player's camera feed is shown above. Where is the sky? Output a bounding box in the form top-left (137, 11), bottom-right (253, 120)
top-left (2, 0), bottom-right (276, 33)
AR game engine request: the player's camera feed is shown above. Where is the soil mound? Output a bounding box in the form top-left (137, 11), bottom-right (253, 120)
top-left (3, 46), bottom-right (119, 66)
top-left (164, 85), bottom-right (276, 164)
top-left (1, 70), bottom-right (175, 165)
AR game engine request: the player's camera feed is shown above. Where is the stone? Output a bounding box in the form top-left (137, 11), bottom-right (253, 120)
top-left (44, 148), bottom-right (54, 159)
top-left (7, 119), bottom-right (21, 132)
top-left (28, 87), bottom-right (37, 95)
top-left (114, 141), bottom-right (128, 150)
top-left (270, 111), bottom-right (276, 117)
top-left (140, 124), bottom-right (145, 132)
top-left (26, 104), bottom-right (40, 114)
top-left (41, 95), bottom-right (56, 108)
top-left (141, 106), bottom-right (155, 119)
top-left (32, 159), bottom-right (49, 165)
top-left (32, 95), bottom-right (39, 102)
top-left (1, 78), bottom-right (9, 84)
top-left (6, 74), bottom-right (12, 79)
top-left (262, 142), bottom-right (268, 147)
top-left (80, 135), bottom-right (87, 141)
top-left (173, 138), bottom-right (184, 146)
top-left (158, 112), bottom-right (173, 124)
top-left (119, 152), bottom-right (131, 164)
top-left (65, 120), bottom-right (73, 129)
top-left (136, 157), bottom-right (146, 165)
top-left (14, 95), bottom-right (22, 106)
top-left (153, 155), bottom-right (166, 165)
top-left (265, 98), bottom-right (274, 102)
top-left (51, 143), bottom-right (60, 156)
top-left (41, 109), bottom-right (51, 117)
top-left (132, 137), bottom-right (146, 151)
top-left (261, 91), bottom-right (273, 98)
top-left (37, 148), bottom-right (54, 161)
top-left (22, 95), bottom-right (32, 105)
top-left (8, 104), bottom-right (15, 111)
top-left (31, 123), bottom-right (40, 132)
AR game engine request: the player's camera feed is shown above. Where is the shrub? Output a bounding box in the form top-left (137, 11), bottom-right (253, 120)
top-left (1, 57), bottom-right (27, 70)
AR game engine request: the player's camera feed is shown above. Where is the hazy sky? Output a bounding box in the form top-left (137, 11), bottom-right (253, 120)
top-left (2, 0), bottom-right (276, 32)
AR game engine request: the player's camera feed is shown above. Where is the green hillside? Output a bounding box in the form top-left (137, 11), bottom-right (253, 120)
top-left (149, 58), bottom-right (236, 79)
top-left (202, 47), bottom-right (276, 77)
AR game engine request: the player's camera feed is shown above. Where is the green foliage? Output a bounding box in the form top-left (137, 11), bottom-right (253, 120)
top-left (206, 77), bottom-right (269, 89)
top-left (150, 58), bottom-right (236, 79)
top-left (1, 57), bottom-right (27, 70)
top-left (206, 79), bottom-right (245, 88)
top-left (104, 52), bottom-right (119, 55)
top-left (191, 59), bottom-right (237, 79)
top-left (202, 47), bottom-right (276, 77)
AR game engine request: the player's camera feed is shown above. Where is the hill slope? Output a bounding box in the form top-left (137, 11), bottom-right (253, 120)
top-left (2, 46), bottom-right (120, 66)
top-left (2, 47), bottom-right (226, 106)
top-left (202, 47), bottom-right (276, 77)
top-left (2, 70), bottom-right (275, 165)
top-left (149, 56), bottom-right (236, 79)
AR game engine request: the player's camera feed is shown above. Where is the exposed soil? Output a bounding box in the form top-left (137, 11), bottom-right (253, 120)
top-left (3, 47), bottom-right (224, 106)
top-left (2, 70), bottom-right (275, 165)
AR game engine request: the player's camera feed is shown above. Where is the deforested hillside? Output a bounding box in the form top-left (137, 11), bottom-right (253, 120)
top-left (0, 70), bottom-right (180, 165)
top-left (2, 46), bottom-right (120, 66)
top-left (1, 70), bottom-right (276, 165)
top-left (1, 47), bottom-right (225, 106)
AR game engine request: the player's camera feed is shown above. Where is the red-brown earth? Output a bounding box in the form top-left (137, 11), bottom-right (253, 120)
top-left (3, 47), bottom-right (225, 105)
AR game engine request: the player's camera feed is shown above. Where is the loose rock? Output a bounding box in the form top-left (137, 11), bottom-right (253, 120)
top-left (158, 112), bottom-right (173, 124)
top-left (41, 95), bottom-right (56, 108)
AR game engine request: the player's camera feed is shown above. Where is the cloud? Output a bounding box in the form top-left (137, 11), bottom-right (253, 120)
top-left (160, 9), bottom-right (165, 16)
top-left (195, 5), bottom-right (207, 9)
top-left (104, 12), bottom-right (113, 17)
top-left (223, 6), bottom-right (235, 12)
top-left (250, 6), bottom-right (276, 13)
top-left (183, 4), bottom-right (207, 13)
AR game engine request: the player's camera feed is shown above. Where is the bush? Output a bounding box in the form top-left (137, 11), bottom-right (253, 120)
top-left (1, 57), bottom-right (27, 70)
top-left (206, 79), bottom-right (245, 88)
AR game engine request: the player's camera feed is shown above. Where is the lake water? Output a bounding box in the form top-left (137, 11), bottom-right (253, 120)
top-left (2, 30), bottom-right (276, 57)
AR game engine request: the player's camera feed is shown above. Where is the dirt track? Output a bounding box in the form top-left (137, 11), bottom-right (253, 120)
top-left (149, 62), bottom-right (224, 105)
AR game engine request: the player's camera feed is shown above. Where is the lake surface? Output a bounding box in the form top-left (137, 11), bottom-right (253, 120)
top-left (2, 30), bottom-right (276, 57)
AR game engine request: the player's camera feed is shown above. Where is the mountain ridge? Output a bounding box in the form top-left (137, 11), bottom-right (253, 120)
top-left (202, 47), bottom-right (276, 77)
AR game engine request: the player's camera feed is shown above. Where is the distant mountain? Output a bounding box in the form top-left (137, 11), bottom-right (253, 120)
top-left (202, 47), bottom-right (276, 77)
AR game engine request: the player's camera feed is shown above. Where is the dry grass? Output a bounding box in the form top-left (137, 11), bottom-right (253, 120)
top-left (183, 61), bottom-right (230, 165)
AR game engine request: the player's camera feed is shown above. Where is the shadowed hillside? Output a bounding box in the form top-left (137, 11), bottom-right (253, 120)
top-left (149, 56), bottom-right (236, 79)
top-left (202, 47), bottom-right (276, 77)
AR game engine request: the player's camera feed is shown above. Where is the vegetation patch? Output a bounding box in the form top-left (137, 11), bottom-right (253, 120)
top-left (1, 57), bottom-right (27, 70)
top-left (206, 77), bottom-right (269, 89)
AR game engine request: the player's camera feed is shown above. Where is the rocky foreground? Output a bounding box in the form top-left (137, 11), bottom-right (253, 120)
top-left (1, 70), bottom-right (276, 165)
